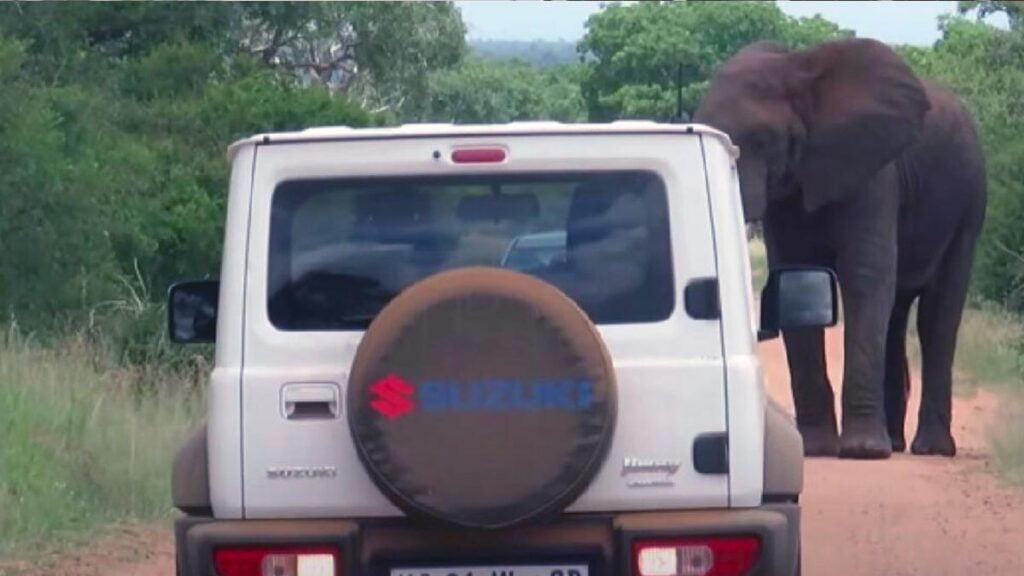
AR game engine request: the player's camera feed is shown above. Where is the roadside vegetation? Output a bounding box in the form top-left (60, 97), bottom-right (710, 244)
top-left (0, 326), bottom-right (203, 559)
top-left (951, 307), bottom-right (1024, 483)
top-left (1, 0), bottom-right (1023, 562)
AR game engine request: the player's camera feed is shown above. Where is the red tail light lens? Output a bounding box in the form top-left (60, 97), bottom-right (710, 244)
top-left (214, 546), bottom-right (340, 576)
top-left (633, 536), bottom-right (760, 576)
top-left (451, 147), bottom-right (507, 163)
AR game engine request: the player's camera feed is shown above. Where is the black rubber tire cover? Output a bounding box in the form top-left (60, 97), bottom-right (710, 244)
top-left (348, 267), bottom-right (617, 529)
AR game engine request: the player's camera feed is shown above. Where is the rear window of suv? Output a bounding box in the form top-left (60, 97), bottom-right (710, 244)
top-left (268, 171), bottom-right (674, 330)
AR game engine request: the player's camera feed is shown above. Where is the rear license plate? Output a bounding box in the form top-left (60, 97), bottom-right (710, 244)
top-left (390, 565), bottom-right (588, 576)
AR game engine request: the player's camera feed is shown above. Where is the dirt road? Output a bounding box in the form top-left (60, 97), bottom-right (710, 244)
top-left (761, 327), bottom-right (1024, 575)
top-left (19, 327), bottom-right (1024, 576)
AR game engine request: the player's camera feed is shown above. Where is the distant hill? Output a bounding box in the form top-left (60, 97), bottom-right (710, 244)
top-left (470, 39), bottom-right (580, 67)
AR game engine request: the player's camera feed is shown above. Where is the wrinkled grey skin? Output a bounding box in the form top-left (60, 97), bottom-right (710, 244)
top-left (695, 39), bottom-right (986, 459)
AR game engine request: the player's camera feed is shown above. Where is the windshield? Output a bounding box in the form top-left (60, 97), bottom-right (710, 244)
top-left (267, 171), bottom-right (674, 330)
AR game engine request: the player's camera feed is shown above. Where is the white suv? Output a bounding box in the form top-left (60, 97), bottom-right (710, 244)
top-left (169, 122), bottom-right (836, 576)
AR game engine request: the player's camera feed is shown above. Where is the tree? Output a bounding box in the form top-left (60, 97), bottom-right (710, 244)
top-left (0, 37), bottom-right (121, 326)
top-left (0, 2), bottom-right (467, 115)
top-left (958, 1), bottom-right (1024, 30)
top-left (578, 1), bottom-right (852, 121)
top-left (0, 3), bottom-right (405, 333)
top-left (417, 57), bottom-right (585, 123)
top-left (230, 2), bottom-right (466, 113)
top-left (471, 39), bottom-right (579, 68)
top-left (0, 2), bottom-right (239, 87)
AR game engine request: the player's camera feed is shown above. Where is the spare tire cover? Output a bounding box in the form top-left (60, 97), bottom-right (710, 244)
top-left (348, 267), bottom-right (616, 529)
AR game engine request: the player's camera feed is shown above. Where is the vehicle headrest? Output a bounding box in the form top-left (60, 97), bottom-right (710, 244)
top-left (566, 178), bottom-right (648, 253)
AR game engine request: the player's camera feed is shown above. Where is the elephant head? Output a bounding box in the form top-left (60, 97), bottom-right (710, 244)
top-left (694, 39), bottom-right (930, 220)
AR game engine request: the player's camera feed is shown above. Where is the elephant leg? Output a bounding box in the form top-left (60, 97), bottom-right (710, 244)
top-left (836, 274), bottom-right (895, 459)
top-left (912, 236), bottom-right (974, 457)
top-left (781, 327), bottom-right (838, 456)
top-left (763, 203), bottom-right (837, 456)
top-left (834, 167), bottom-right (900, 460)
top-left (884, 291), bottom-right (916, 452)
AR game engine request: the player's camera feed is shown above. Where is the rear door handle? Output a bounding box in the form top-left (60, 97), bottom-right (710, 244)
top-left (281, 383), bottom-right (341, 420)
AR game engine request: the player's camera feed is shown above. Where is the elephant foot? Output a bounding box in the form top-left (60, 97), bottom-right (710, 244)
top-left (911, 427), bottom-right (956, 457)
top-left (891, 435), bottom-right (906, 453)
top-left (839, 418), bottom-right (892, 460)
top-left (890, 427), bottom-right (906, 452)
top-left (798, 423), bottom-right (839, 457)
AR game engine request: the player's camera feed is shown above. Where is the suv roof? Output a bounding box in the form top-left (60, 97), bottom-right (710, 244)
top-left (226, 121), bottom-right (738, 160)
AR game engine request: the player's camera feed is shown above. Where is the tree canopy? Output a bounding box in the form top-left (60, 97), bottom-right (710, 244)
top-left (578, 1), bottom-right (852, 121)
top-left (414, 57), bottom-right (585, 123)
top-left (0, 2), bottom-right (464, 331)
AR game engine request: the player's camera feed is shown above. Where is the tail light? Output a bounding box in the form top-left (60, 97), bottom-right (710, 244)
top-left (214, 546), bottom-right (340, 576)
top-left (451, 147), bottom-right (507, 163)
top-left (633, 536), bottom-right (760, 576)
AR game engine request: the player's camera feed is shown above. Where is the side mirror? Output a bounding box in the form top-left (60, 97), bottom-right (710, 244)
top-left (758, 267), bottom-right (838, 341)
top-left (168, 280), bottom-right (219, 344)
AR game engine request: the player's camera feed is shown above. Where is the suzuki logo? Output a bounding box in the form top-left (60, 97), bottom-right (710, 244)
top-left (368, 374), bottom-right (595, 421)
top-left (369, 374), bottom-right (417, 419)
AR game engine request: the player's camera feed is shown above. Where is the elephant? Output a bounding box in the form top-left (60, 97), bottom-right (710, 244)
top-left (694, 38), bottom-right (986, 459)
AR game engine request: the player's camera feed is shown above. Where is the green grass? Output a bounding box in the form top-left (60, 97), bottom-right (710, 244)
top-left (949, 304), bottom-right (1024, 483)
top-left (993, 398), bottom-right (1024, 484)
top-left (0, 327), bottom-right (204, 561)
top-left (946, 303), bottom-right (1023, 393)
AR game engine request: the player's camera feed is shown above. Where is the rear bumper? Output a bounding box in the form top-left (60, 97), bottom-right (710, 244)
top-left (176, 504), bottom-right (799, 576)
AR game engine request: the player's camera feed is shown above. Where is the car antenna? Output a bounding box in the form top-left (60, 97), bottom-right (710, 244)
top-left (670, 63), bottom-right (690, 124)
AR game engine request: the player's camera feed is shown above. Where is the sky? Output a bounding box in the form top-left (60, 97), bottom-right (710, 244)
top-left (455, 1), bottom-right (1004, 46)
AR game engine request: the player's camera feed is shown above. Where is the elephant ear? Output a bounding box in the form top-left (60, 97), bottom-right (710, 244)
top-left (791, 39), bottom-right (929, 213)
